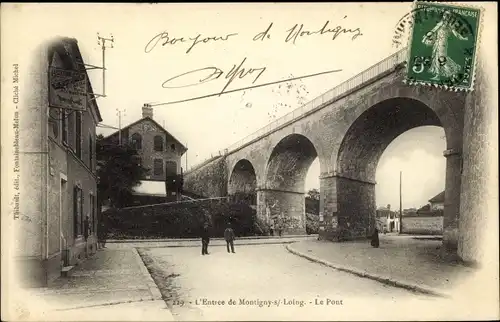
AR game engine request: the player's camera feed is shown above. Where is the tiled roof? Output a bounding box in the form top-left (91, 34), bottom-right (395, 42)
top-left (429, 191), bottom-right (445, 203)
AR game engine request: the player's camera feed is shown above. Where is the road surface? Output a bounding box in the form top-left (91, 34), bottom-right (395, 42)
top-left (138, 243), bottom-right (436, 321)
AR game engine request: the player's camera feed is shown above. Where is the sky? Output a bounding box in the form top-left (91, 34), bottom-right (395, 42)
top-left (7, 3), bottom-right (447, 209)
top-left (305, 126), bottom-right (446, 210)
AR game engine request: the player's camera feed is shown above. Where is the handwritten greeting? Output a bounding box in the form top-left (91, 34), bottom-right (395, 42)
top-left (144, 18), bottom-right (363, 105)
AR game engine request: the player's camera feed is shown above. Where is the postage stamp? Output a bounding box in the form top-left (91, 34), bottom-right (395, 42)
top-left (404, 1), bottom-right (482, 91)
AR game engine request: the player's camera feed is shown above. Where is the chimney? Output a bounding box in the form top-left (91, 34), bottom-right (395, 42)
top-left (142, 103), bottom-right (153, 119)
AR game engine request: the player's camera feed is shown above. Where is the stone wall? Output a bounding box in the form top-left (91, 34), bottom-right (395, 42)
top-left (336, 177), bottom-right (376, 238)
top-left (458, 10), bottom-right (498, 265)
top-left (184, 156), bottom-right (228, 198)
top-left (402, 216), bottom-right (443, 235)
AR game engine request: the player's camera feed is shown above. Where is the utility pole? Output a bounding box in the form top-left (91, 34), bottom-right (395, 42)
top-left (399, 171), bottom-right (403, 234)
top-left (85, 33), bottom-right (114, 101)
top-left (185, 142), bottom-right (188, 170)
top-left (116, 108), bottom-right (126, 145)
top-left (97, 33), bottom-right (114, 96)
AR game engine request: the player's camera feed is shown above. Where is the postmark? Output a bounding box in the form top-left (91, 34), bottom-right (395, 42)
top-left (398, 2), bottom-right (482, 91)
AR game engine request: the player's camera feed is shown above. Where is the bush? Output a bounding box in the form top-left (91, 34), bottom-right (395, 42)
top-left (104, 199), bottom-right (258, 239)
top-left (306, 213), bottom-right (319, 234)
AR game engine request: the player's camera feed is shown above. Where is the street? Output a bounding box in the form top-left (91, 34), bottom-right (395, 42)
top-left (138, 243), bottom-right (435, 321)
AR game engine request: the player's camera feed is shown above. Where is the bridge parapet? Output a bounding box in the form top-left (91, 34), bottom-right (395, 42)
top-left (223, 48), bottom-right (408, 155)
top-left (189, 48), bottom-right (408, 172)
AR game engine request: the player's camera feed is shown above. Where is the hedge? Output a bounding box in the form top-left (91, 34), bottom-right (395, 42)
top-left (104, 198), bottom-right (260, 239)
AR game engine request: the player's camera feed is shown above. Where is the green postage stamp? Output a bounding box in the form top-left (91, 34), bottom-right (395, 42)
top-left (405, 2), bottom-right (482, 91)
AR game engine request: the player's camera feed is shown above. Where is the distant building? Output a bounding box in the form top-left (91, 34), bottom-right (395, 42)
top-left (416, 204), bottom-right (431, 215)
top-left (403, 208), bottom-right (417, 217)
top-left (101, 104), bottom-right (187, 205)
top-left (428, 191), bottom-right (445, 210)
top-left (376, 204), bottom-right (400, 233)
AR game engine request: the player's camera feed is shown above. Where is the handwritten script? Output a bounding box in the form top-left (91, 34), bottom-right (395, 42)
top-left (145, 32), bottom-right (238, 54)
top-left (145, 19), bottom-right (362, 105)
top-left (162, 57), bottom-right (266, 95)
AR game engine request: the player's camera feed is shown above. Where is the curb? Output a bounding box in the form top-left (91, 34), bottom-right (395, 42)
top-left (136, 240), bottom-right (297, 249)
top-left (108, 235), bottom-right (317, 243)
top-left (285, 244), bottom-right (450, 299)
top-left (131, 248), bottom-right (163, 301)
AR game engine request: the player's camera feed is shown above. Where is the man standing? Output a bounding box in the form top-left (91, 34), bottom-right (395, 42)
top-left (201, 223), bottom-right (210, 255)
top-left (224, 222), bottom-right (236, 254)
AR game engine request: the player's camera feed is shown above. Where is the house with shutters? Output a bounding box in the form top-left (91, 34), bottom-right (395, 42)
top-left (16, 37), bottom-right (102, 287)
top-left (101, 104), bottom-right (187, 206)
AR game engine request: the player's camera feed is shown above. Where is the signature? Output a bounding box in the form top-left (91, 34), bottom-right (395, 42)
top-left (286, 20), bottom-right (363, 44)
top-left (158, 66), bottom-right (342, 106)
top-left (162, 57), bottom-right (266, 95)
top-left (145, 31), bottom-right (238, 54)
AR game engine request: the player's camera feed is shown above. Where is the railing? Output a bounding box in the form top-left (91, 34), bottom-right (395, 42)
top-left (188, 48), bottom-right (408, 173)
top-left (120, 196), bottom-right (230, 210)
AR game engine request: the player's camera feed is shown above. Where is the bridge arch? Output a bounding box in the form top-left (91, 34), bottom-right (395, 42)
top-left (336, 97), bottom-right (442, 183)
top-left (327, 96), bottom-right (461, 243)
top-left (260, 134), bottom-right (319, 235)
top-left (228, 159), bottom-right (257, 204)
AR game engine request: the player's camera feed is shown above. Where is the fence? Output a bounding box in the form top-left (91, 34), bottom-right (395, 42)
top-left (188, 48), bottom-right (408, 173)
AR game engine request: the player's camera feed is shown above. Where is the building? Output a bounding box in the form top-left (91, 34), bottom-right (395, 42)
top-left (16, 37), bottom-right (102, 287)
top-left (403, 208), bottom-right (417, 217)
top-left (376, 205), bottom-right (400, 233)
top-left (101, 104), bottom-right (187, 206)
top-left (416, 204), bottom-right (431, 215)
top-left (429, 191), bottom-right (445, 210)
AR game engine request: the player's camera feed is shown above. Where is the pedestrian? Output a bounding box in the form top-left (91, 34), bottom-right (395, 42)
top-left (98, 215), bottom-right (108, 249)
top-left (370, 228), bottom-right (380, 248)
top-left (224, 222), bottom-right (236, 254)
top-left (201, 223), bottom-right (210, 255)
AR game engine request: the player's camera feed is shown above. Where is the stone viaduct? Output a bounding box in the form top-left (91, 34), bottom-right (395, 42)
top-left (184, 48), bottom-right (470, 252)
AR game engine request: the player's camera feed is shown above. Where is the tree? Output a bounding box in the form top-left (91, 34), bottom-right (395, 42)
top-left (307, 188), bottom-right (320, 200)
top-left (96, 134), bottom-right (150, 208)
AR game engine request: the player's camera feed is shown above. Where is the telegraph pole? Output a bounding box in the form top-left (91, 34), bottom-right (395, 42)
top-left (116, 108), bottom-right (125, 145)
top-left (85, 33), bottom-right (114, 101)
top-left (97, 33), bottom-right (114, 96)
top-left (399, 171), bottom-right (403, 234)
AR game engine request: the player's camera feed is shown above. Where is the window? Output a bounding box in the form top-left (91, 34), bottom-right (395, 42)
top-left (170, 144), bottom-right (176, 151)
top-left (75, 111), bottom-right (82, 158)
top-left (48, 108), bottom-right (59, 139)
top-left (62, 110), bottom-right (68, 143)
top-left (154, 135), bottom-right (164, 151)
top-left (130, 133), bottom-right (142, 150)
top-left (73, 185), bottom-right (83, 237)
top-left (89, 134), bottom-right (93, 170)
top-left (153, 159), bottom-right (163, 176)
top-left (89, 193), bottom-right (96, 235)
top-left (166, 161), bottom-right (177, 176)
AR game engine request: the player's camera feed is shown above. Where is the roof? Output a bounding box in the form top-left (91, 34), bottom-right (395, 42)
top-left (429, 191), bottom-right (445, 203)
top-left (48, 36), bottom-right (103, 122)
top-left (102, 116), bottom-right (187, 153)
top-left (417, 204), bottom-right (431, 213)
top-left (132, 180), bottom-right (166, 197)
